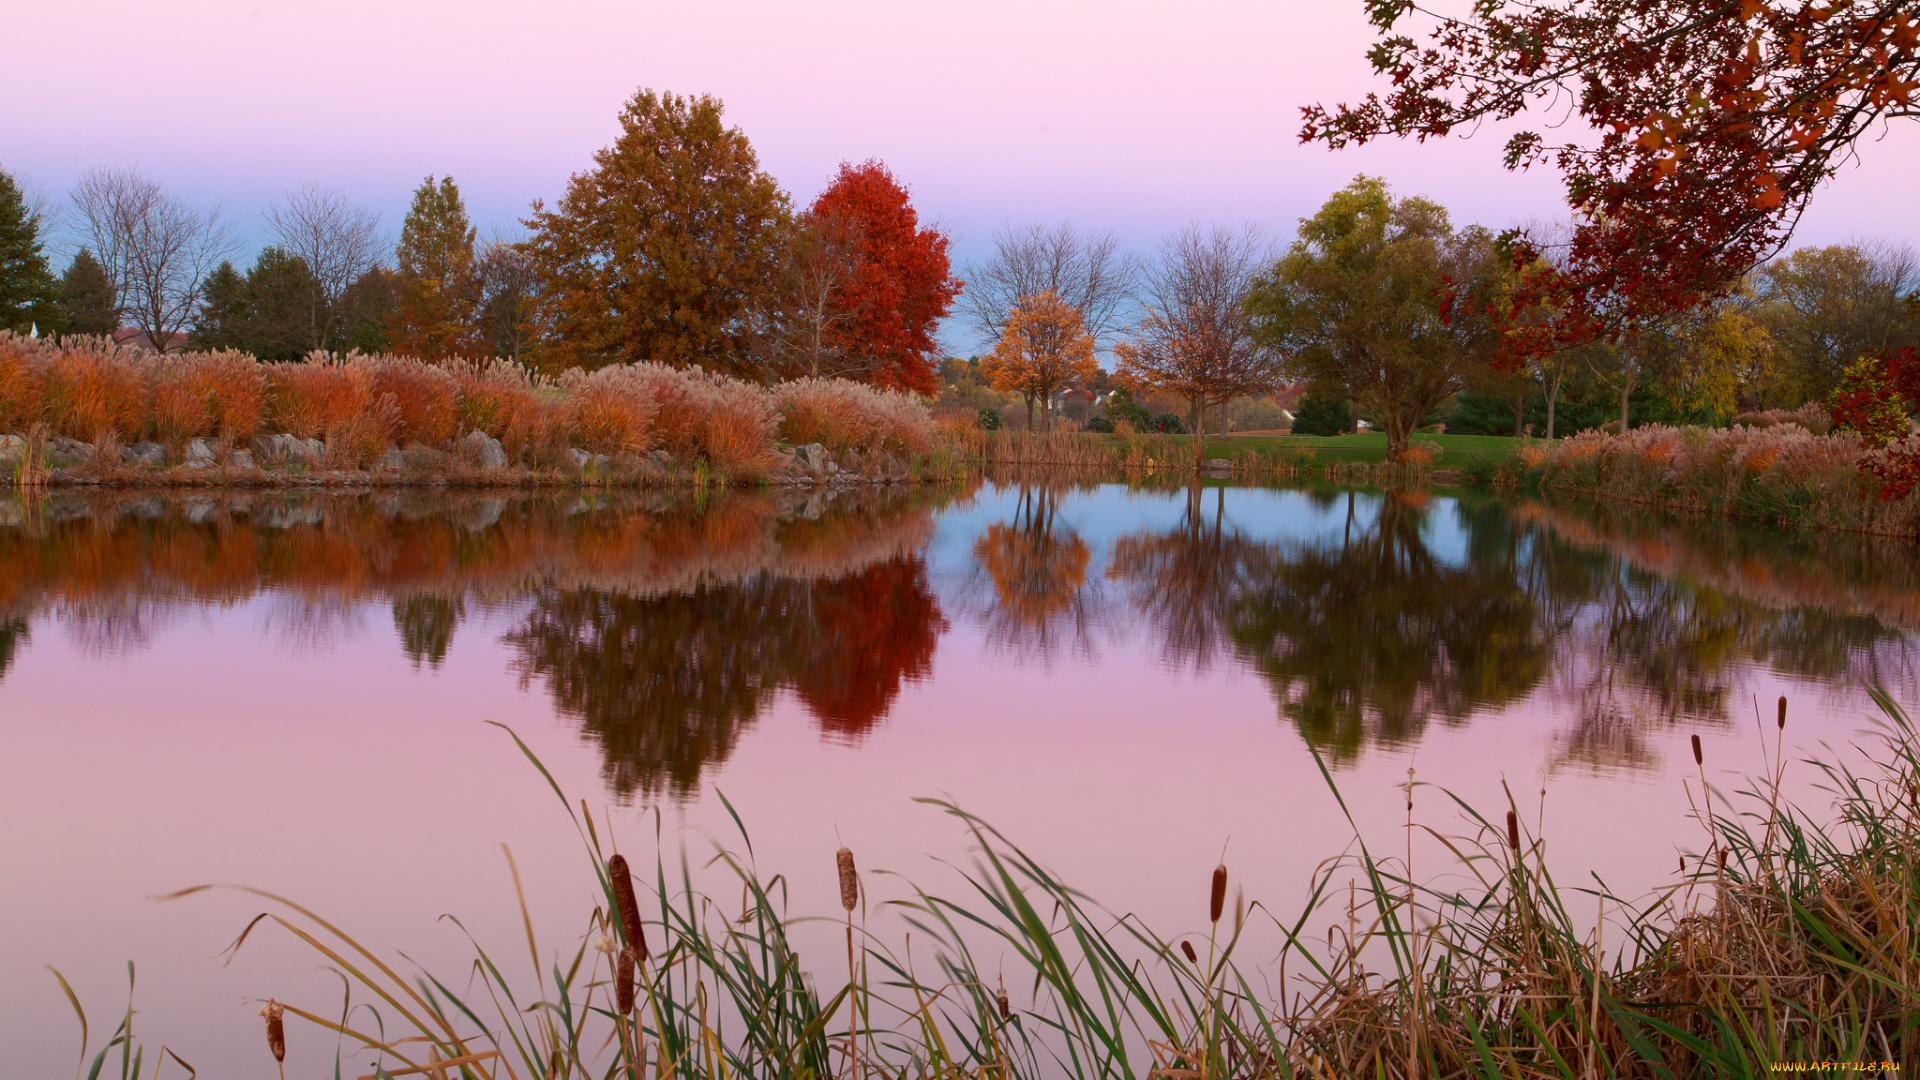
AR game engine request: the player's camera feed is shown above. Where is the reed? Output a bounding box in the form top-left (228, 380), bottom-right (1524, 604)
top-left (1477, 422), bottom-right (1920, 537)
top-left (55, 689), bottom-right (1920, 1077)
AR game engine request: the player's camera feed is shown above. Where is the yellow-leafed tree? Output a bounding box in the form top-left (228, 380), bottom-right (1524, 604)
top-left (979, 290), bottom-right (1096, 432)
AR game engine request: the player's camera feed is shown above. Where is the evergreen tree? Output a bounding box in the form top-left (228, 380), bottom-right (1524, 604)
top-left (390, 176), bottom-right (475, 360)
top-left (1290, 391), bottom-right (1353, 437)
top-left (56, 249), bottom-right (118, 336)
top-left (337, 266), bottom-right (399, 353)
top-left (193, 260), bottom-right (249, 349)
top-left (244, 247), bottom-right (320, 361)
top-left (0, 169), bottom-right (57, 334)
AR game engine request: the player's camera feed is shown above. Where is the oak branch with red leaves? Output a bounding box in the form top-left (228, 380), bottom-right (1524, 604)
top-left (1304, 1), bottom-right (1920, 325)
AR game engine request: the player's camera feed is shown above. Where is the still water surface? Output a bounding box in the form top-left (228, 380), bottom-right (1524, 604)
top-left (2, 480), bottom-right (1916, 1069)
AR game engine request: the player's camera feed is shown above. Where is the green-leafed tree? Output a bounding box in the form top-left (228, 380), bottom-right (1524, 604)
top-left (56, 249), bottom-right (118, 336)
top-left (524, 89), bottom-right (790, 374)
top-left (1247, 176), bottom-right (1500, 461)
top-left (390, 176), bottom-right (475, 360)
top-left (0, 169), bottom-right (58, 334)
top-left (243, 247), bottom-right (320, 362)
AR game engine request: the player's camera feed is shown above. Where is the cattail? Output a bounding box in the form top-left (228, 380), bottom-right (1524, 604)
top-left (1506, 810), bottom-right (1520, 852)
top-left (608, 854), bottom-right (648, 962)
top-left (1777, 696), bottom-right (1787, 729)
top-left (260, 998), bottom-right (286, 1063)
top-left (996, 987), bottom-right (1010, 1021)
top-left (1180, 940), bottom-right (1198, 964)
top-left (1209, 865), bottom-right (1227, 924)
top-left (616, 946), bottom-right (637, 1015)
top-left (836, 847), bottom-right (858, 913)
top-left (1691, 733), bottom-right (1703, 766)
top-left (1717, 849), bottom-right (1727, 875)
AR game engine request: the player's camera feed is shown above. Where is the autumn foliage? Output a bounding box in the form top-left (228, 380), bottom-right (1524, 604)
top-left (1306, 0), bottom-right (1920, 327)
top-left (804, 161), bottom-right (960, 395)
top-left (979, 291), bottom-right (1097, 432)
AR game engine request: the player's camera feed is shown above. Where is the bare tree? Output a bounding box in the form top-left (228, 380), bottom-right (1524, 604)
top-left (1114, 224), bottom-right (1282, 468)
top-left (265, 185), bottom-right (382, 349)
top-left (70, 167), bottom-right (234, 351)
top-left (473, 235), bottom-right (540, 360)
top-left (753, 210), bottom-right (871, 380)
top-left (960, 223), bottom-right (1138, 351)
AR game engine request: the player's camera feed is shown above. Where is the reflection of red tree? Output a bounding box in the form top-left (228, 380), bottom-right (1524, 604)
top-left (792, 558), bottom-right (947, 743)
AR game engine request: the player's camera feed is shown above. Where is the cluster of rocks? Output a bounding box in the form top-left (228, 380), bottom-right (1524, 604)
top-left (1, 431), bottom-right (936, 488)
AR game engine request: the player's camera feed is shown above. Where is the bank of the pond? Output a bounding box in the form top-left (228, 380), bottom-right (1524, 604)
top-left (59, 696), bottom-right (1920, 1077)
top-left (1460, 422), bottom-right (1920, 539)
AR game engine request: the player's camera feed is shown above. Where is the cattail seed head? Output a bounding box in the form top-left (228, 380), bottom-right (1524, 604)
top-left (1777, 696), bottom-right (1787, 730)
top-left (1717, 849), bottom-right (1727, 874)
top-left (996, 987), bottom-right (1010, 1021)
top-left (836, 848), bottom-right (858, 913)
top-left (1506, 810), bottom-right (1520, 852)
top-left (1209, 865), bottom-right (1227, 924)
top-left (260, 998), bottom-right (286, 1063)
top-left (1180, 940), bottom-right (1198, 964)
top-left (608, 854), bottom-right (648, 962)
top-left (616, 946), bottom-right (637, 1015)
top-left (1691, 733), bottom-right (1703, 766)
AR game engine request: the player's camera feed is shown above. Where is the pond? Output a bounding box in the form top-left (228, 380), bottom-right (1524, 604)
top-left (3, 479), bottom-right (1916, 1071)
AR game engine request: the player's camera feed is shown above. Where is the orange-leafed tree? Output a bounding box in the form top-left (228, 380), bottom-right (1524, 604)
top-left (805, 160), bottom-right (960, 395)
top-left (523, 90), bottom-right (790, 376)
top-left (389, 176), bottom-right (476, 361)
top-left (979, 290), bottom-right (1097, 431)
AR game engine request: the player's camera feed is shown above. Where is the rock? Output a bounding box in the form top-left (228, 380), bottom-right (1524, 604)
top-left (825, 460), bottom-right (840, 475)
top-left (186, 438), bottom-right (217, 464)
top-left (792, 443), bottom-right (830, 474)
top-left (0, 434), bottom-right (24, 463)
top-left (121, 442), bottom-right (165, 466)
top-left (567, 447), bottom-right (611, 472)
top-left (252, 433), bottom-right (324, 467)
top-left (1203, 458), bottom-right (1233, 470)
top-left (229, 449), bottom-right (255, 469)
top-left (461, 430), bottom-right (508, 470)
top-left (646, 449), bottom-right (672, 471)
top-left (375, 447), bottom-right (405, 471)
top-left (567, 447), bottom-right (592, 469)
top-left (49, 436), bottom-right (95, 462)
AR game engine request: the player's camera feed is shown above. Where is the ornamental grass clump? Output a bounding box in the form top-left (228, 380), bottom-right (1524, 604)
top-left (777, 377), bottom-right (934, 457)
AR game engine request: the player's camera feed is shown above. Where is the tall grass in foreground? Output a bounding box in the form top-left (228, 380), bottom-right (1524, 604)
top-left (1470, 422), bottom-right (1920, 537)
top-left (56, 696), bottom-right (1920, 1077)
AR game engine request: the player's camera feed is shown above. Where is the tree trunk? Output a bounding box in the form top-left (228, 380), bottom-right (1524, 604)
top-left (1025, 393), bottom-right (1035, 432)
top-left (1514, 390), bottom-right (1526, 438)
top-left (1546, 370), bottom-right (1561, 441)
top-left (1190, 395), bottom-right (1205, 470)
top-left (1619, 377), bottom-right (1633, 434)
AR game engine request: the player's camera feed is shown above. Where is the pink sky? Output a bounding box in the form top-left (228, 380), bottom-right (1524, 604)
top-left (8, 0), bottom-right (1920, 338)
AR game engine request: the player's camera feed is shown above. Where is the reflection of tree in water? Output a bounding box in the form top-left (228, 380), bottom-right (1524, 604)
top-left (969, 485), bottom-right (1103, 659)
top-left (393, 594), bottom-right (464, 670)
top-left (1108, 484), bottom-right (1251, 673)
top-left (507, 556), bottom-right (945, 800)
top-left (0, 615), bottom-right (27, 682)
top-left (1228, 491), bottom-right (1549, 763)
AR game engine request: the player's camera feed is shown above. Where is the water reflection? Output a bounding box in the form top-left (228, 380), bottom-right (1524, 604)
top-left (3, 481), bottom-right (1917, 793)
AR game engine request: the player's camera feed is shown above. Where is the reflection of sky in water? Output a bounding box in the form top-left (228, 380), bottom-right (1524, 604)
top-left (2, 484), bottom-right (1918, 1074)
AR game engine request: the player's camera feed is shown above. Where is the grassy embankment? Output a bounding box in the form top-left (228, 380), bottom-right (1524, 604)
top-left (56, 694), bottom-right (1920, 1077)
top-left (1465, 422), bottom-right (1920, 538)
top-left (0, 332), bottom-right (972, 489)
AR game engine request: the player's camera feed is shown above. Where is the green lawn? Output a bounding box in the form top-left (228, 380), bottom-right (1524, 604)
top-left (1207, 431), bottom-right (1528, 467)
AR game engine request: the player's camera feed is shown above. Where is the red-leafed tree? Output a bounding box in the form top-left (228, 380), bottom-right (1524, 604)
top-left (806, 161), bottom-right (961, 395)
top-left (1304, 1), bottom-right (1920, 332)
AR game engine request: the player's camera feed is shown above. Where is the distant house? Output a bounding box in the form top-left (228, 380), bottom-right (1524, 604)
top-left (111, 328), bottom-right (192, 351)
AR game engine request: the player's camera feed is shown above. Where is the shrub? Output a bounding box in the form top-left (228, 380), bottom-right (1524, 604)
top-left (1291, 391), bottom-right (1352, 437)
top-left (43, 343), bottom-right (144, 442)
top-left (976, 407), bottom-right (1001, 431)
top-left (1733, 401), bottom-right (1832, 435)
top-left (0, 332), bottom-right (47, 433)
top-left (1829, 355), bottom-right (1910, 447)
top-left (561, 365), bottom-right (659, 455)
top-left (1085, 414), bottom-right (1114, 433)
top-left (369, 356), bottom-right (462, 446)
top-left (775, 377), bottom-right (932, 456)
top-left (1151, 412), bottom-right (1187, 434)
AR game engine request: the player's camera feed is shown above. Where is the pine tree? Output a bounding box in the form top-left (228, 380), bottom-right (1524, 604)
top-left (0, 169), bottom-right (57, 334)
top-left (193, 260), bottom-right (249, 349)
top-left (245, 247), bottom-right (320, 361)
top-left (56, 248), bottom-right (118, 336)
top-left (390, 176), bottom-right (475, 360)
